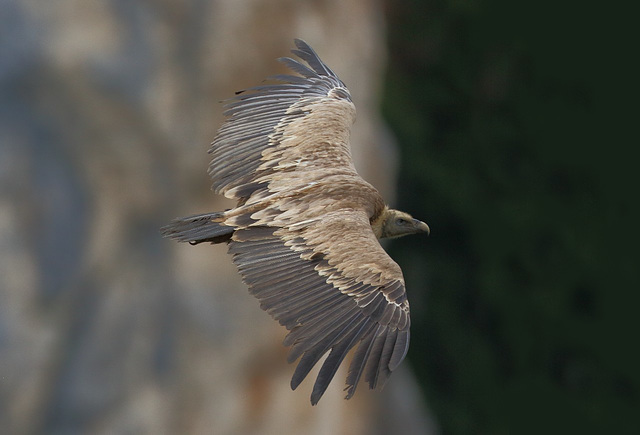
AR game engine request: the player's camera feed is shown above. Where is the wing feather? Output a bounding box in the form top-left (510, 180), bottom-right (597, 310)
top-left (208, 40), bottom-right (355, 199)
top-left (291, 39), bottom-right (341, 81)
top-left (290, 313), bottom-right (364, 393)
top-left (277, 57), bottom-right (321, 79)
top-left (310, 319), bottom-right (375, 405)
top-left (344, 325), bottom-right (384, 399)
top-left (362, 326), bottom-right (389, 389)
top-left (286, 303), bottom-right (360, 363)
top-left (228, 208), bottom-right (410, 404)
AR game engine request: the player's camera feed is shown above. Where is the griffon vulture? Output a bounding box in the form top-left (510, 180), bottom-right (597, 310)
top-left (161, 39), bottom-right (430, 405)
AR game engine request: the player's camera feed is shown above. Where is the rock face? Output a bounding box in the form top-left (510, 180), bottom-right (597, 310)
top-left (0, 1), bottom-right (432, 434)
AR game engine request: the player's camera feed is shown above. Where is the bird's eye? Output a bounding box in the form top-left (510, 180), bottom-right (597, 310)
top-left (395, 218), bottom-right (408, 226)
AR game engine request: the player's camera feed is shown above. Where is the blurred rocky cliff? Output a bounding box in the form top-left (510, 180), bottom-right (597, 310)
top-left (0, 1), bottom-right (433, 434)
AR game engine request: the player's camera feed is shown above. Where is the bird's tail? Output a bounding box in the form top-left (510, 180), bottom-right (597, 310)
top-left (161, 212), bottom-right (235, 245)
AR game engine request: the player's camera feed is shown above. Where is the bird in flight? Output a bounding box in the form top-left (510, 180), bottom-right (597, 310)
top-left (162, 39), bottom-right (430, 405)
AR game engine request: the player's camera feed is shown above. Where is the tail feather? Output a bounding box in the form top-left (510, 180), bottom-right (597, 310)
top-left (161, 212), bottom-right (235, 245)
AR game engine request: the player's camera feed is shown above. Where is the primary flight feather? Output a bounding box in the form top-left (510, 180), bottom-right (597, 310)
top-left (161, 39), bottom-right (430, 405)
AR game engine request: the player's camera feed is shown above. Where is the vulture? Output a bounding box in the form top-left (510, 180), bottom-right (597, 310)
top-left (161, 39), bottom-right (430, 405)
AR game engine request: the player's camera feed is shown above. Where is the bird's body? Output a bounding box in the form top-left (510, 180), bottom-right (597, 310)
top-left (162, 39), bottom-right (429, 405)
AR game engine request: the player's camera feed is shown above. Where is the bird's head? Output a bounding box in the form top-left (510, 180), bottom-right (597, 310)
top-left (378, 209), bottom-right (430, 239)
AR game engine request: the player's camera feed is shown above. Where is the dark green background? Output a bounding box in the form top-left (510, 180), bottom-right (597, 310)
top-left (381, 1), bottom-right (638, 433)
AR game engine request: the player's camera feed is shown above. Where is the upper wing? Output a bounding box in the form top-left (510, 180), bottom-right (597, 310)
top-left (228, 209), bottom-right (410, 405)
top-left (208, 39), bottom-right (358, 200)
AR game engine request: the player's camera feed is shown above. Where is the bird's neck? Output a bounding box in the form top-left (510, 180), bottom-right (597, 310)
top-left (370, 206), bottom-right (389, 239)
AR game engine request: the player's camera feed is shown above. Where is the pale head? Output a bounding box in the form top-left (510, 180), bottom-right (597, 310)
top-left (374, 208), bottom-right (430, 239)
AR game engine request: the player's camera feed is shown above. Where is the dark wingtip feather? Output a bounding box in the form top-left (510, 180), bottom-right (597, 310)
top-left (290, 316), bottom-right (357, 392)
top-left (389, 330), bottom-right (410, 371)
top-left (160, 212), bottom-right (233, 245)
top-left (291, 39), bottom-right (338, 79)
top-left (344, 326), bottom-right (380, 399)
top-left (278, 57), bottom-right (319, 79)
top-left (292, 38), bottom-right (308, 49)
top-left (309, 319), bottom-right (371, 404)
top-left (373, 329), bottom-right (398, 391)
top-left (363, 327), bottom-right (388, 389)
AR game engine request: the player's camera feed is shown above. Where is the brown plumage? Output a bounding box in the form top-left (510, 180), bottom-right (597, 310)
top-left (161, 39), bottom-right (429, 405)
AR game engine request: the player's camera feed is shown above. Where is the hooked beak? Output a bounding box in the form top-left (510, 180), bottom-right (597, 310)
top-left (413, 219), bottom-right (430, 236)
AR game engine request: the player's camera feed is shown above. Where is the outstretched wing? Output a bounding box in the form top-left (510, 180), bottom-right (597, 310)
top-left (229, 209), bottom-right (410, 405)
top-left (208, 39), bottom-right (358, 201)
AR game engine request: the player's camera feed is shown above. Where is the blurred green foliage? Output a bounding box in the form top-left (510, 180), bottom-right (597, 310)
top-left (382, 0), bottom-right (638, 433)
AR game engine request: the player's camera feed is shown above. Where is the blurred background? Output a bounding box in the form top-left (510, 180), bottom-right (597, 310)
top-left (1, 0), bottom-right (637, 434)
